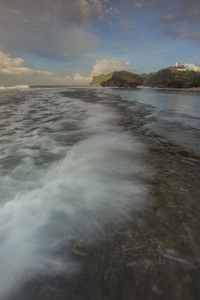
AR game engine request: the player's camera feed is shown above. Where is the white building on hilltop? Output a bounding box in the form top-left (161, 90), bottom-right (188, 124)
top-left (174, 62), bottom-right (186, 72)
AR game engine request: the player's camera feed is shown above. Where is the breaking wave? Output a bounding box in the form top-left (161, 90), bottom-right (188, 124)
top-left (0, 88), bottom-right (148, 297)
top-left (0, 85), bottom-right (30, 90)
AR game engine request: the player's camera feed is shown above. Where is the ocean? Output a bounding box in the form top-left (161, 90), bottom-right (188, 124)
top-left (0, 86), bottom-right (200, 300)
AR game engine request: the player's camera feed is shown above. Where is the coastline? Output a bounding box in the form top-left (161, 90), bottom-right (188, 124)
top-left (138, 86), bottom-right (200, 91)
top-left (186, 87), bottom-right (200, 90)
top-left (91, 85), bottom-right (200, 91)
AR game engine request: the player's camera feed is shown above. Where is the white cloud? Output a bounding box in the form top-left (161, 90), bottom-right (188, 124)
top-left (184, 63), bottom-right (200, 72)
top-left (0, 51), bottom-right (54, 85)
top-left (62, 73), bottom-right (91, 85)
top-left (0, 52), bottom-right (135, 86)
top-left (65, 58), bottom-right (135, 85)
top-left (0, 51), bottom-right (90, 86)
top-left (0, 52), bottom-right (25, 69)
top-left (91, 58), bottom-right (134, 76)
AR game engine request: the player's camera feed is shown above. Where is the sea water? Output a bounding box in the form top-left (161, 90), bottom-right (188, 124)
top-left (0, 86), bottom-right (200, 299)
top-left (110, 87), bottom-right (200, 155)
top-left (0, 87), bottom-right (147, 298)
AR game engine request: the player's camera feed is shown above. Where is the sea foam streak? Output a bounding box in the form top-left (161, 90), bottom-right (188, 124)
top-left (0, 89), bottom-right (147, 297)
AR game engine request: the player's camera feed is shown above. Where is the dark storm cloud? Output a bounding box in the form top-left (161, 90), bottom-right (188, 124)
top-left (1, 0), bottom-right (200, 61)
top-left (0, 0), bottom-right (115, 56)
top-left (0, 0), bottom-right (108, 26)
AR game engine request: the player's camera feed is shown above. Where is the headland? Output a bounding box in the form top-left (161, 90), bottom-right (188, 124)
top-left (91, 65), bottom-right (200, 89)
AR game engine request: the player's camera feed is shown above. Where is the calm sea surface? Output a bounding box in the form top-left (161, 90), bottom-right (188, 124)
top-left (0, 86), bottom-right (200, 299)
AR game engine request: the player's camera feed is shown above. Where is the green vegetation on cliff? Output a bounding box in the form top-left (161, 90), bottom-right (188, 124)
top-left (142, 68), bottom-right (200, 88)
top-left (91, 70), bottom-right (143, 87)
top-left (91, 68), bottom-right (200, 89)
top-left (117, 70), bottom-right (142, 80)
top-left (91, 73), bottom-right (113, 86)
top-left (101, 71), bottom-right (143, 88)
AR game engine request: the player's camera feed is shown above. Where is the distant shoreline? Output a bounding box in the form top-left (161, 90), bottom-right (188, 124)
top-left (92, 68), bottom-right (200, 89)
top-left (186, 87), bottom-right (200, 90)
top-left (138, 85), bottom-right (200, 91)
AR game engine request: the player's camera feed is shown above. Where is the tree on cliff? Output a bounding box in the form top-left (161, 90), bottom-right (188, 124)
top-left (142, 68), bottom-right (200, 88)
top-left (101, 71), bottom-right (144, 88)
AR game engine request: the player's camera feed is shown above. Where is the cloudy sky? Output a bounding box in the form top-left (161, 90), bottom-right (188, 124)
top-left (0, 0), bottom-right (200, 85)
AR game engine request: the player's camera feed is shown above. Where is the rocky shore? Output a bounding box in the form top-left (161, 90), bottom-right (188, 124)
top-left (91, 68), bottom-right (200, 89)
top-left (143, 68), bottom-right (200, 88)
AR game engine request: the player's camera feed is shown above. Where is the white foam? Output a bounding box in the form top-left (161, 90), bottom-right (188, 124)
top-left (0, 89), bottom-right (148, 297)
top-left (0, 85), bottom-right (30, 90)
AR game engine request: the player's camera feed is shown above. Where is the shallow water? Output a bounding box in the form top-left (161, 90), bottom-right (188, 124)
top-left (0, 87), bottom-right (200, 299)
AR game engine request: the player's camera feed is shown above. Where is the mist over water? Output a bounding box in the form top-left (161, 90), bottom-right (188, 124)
top-left (0, 88), bottom-right (147, 297)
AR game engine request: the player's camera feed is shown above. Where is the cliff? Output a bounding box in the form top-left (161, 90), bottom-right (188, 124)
top-left (91, 68), bottom-right (200, 89)
top-left (91, 73), bottom-right (113, 86)
top-left (101, 71), bottom-right (144, 88)
top-left (142, 68), bottom-right (200, 88)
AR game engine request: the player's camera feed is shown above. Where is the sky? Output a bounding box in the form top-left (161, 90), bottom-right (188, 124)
top-left (0, 0), bottom-right (200, 85)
